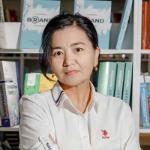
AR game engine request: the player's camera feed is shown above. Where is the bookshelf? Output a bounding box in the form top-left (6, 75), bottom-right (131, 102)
top-left (100, 49), bottom-right (134, 54)
top-left (0, 126), bottom-right (19, 132)
top-left (141, 50), bottom-right (150, 54)
top-left (140, 128), bottom-right (150, 134)
top-left (0, 48), bottom-right (41, 54)
top-left (0, 0), bottom-right (150, 148)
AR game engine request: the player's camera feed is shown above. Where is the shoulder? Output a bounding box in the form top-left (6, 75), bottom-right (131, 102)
top-left (20, 90), bottom-right (54, 112)
top-left (20, 90), bottom-right (51, 104)
top-left (94, 92), bottom-right (132, 118)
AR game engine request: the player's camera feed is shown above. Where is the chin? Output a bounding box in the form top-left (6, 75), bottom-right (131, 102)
top-left (59, 79), bottom-right (89, 87)
top-left (60, 82), bottom-right (79, 87)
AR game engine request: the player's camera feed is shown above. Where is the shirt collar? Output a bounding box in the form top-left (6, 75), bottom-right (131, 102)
top-left (51, 81), bottom-right (97, 113)
top-left (51, 82), bottom-right (65, 106)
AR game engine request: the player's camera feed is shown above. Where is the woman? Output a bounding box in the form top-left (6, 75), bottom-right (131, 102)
top-left (19, 13), bottom-right (141, 150)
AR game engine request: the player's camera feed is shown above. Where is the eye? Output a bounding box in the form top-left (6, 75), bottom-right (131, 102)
top-left (75, 47), bottom-right (84, 52)
top-left (53, 50), bottom-right (64, 57)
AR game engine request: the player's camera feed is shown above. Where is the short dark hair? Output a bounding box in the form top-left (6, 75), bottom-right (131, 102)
top-left (40, 13), bottom-right (99, 78)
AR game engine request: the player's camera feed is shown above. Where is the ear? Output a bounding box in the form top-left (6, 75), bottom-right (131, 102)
top-left (94, 47), bottom-right (100, 67)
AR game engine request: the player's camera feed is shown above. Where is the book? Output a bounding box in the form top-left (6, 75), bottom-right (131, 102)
top-left (24, 73), bottom-right (57, 95)
top-left (141, 1), bottom-right (148, 49)
top-left (0, 61), bottom-right (20, 127)
top-left (111, 12), bottom-right (122, 23)
top-left (0, 22), bottom-right (20, 49)
top-left (0, 0), bottom-right (4, 22)
top-left (122, 62), bottom-right (133, 105)
top-left (97, 62), bottom-right (110, 95)
top-left (0, 22), bottom-right (6, 48)
top-left (116, 0), bottom-right (133, 49)
top-left (114, 62), bottom-right (125, 99)
top-left (74, 0), bottom-right (112, 49)
top-left (39, 74), bottom-right (57, 92)
top-left (16, 62), bottom-right (21, 98)
top-left (20, 0), bottom-right (60, 50)
top-left (140, 74), bottom-right (150, 83)
top-left (141, 1), bottom-right (150, 49)
top-left (147, 2), bottom-right (150, 49)
top-left (97, 61), bottom-right (117, 96)
top-left (147, 83), bottom-right (150, 121)
top-left (24, 73), bottom-right (41, 95)
top-left (140, 82), bottom-right (150, 128)
top-left (4, 9), bottom-right (18, 22)
top-left (0, 116), bottom-right (1, 126)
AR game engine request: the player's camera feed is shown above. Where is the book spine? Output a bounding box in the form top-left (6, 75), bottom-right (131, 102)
top-left (115, 62), bottom-right (125, 99)
top-left (140, 83), bottom-right (150, 128)
top-left (97, 62), bottom-right (110, 95)
top-left (148, 96), bottom-right (150, 121)
top-left (16, 62), bottom-right (21, 97)
top-left (5, 82), bottom-right (19, 127)
top-left (4, 9), bottom-right (18, 22)
top-left (122, 62), bottom-right (133, 105)
top-left (146, 83), bottom-right (150, 121)
top-left (0, 62), bottom-right (10, 127)
top-left (0, 0), bottom-right (5, 21)
top-left (116, 0), bottom-right (133, 49)
top-left (0, 83), bottom-right (6, 115)
top-left (147, 2), bottom-right (150, 49)
top-left (0, 61), bottom-right (20, 127)
top-left (107, 62), bottom-right (117, 96)
top-left (24, 73), bottom-right (40, 95)
top-left (141, 1), bottom-right (148, 49)
top-left (0, 82), bottom-right (10, 127)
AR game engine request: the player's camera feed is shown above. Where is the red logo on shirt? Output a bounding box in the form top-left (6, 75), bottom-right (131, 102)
top-left (101, 130), bottom-right (110, 139)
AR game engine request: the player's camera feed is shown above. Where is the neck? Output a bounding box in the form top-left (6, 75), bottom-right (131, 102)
top-left (60, 81), bottom-right (91, 113)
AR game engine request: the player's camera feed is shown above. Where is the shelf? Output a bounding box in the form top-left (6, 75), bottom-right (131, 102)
top-left (21, 49), bottom-right (43, 54)
top-left (0, 56), bottom-right (20, 59)
top-left (0, 49), bottom-right (135, 55)
top-left (0, 48), bottom-right (42, 54)
top-left (140, 128), bottom-right (150, 134)
top-left (100, 49), bottom-right (134, 55)
top-left (0, 125), bottom-right (19, 132)
top-left (141, 50), bottom-right (150, 54)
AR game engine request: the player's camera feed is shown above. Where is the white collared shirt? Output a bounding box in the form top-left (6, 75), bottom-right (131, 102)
top-left (19, 82), bottom-right (141, 150)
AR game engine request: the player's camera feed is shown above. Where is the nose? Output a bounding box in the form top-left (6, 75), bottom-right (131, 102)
top-left (63, 51), bottom-right (74, 67)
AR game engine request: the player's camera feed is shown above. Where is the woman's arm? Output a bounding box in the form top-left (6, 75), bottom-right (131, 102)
top-left (121, 104), bottom-right (141, 150)
top-left (19, 95), bottom-right (60, 150)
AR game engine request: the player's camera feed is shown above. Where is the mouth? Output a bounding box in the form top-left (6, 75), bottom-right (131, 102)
top-left (65, 70), bottom-right (78, 76)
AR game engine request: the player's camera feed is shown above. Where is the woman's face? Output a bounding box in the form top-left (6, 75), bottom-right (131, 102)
top-left (49, 25), bottom-right (99, 87)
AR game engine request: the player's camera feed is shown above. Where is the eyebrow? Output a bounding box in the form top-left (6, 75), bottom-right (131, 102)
top-left (71, 42), bottom-right (85, 46)
top-left (51, 46), bottom-right (62, 50)
top-left (51, 42), bottom-right (85, 50)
